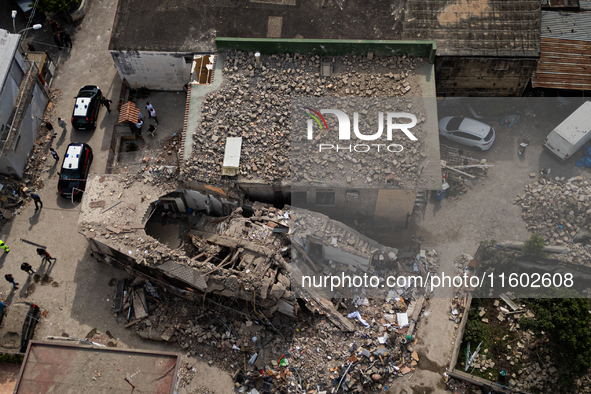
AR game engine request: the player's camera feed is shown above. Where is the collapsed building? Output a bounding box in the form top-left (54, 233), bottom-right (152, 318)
top-left (78, 173), bottom-right (438, 391)
top-left (78, 174), bottom-right (432, 330)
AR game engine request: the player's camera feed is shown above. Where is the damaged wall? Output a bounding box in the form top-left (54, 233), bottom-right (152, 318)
top-left (435, 57), bottom-right (538, 97)
top-left (110, 50), bottom-right (193, 90)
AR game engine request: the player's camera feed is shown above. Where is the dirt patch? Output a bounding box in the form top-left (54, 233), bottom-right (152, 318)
top-left (108, 278), bottom-right (117, 286)
top-left (417, 353), bottom-right (446, 375)
top-left (438, 0), bottom-right (491, 25)
top-left (25, 283), bottom-right (35, 296)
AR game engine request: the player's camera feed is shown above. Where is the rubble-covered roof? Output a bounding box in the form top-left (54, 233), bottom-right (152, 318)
top-left (77, 174), bottom-right (176, 253)
top-left (181, 52), bottom-right (442, 190)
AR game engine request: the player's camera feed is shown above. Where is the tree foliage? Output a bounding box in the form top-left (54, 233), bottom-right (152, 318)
top-left (522, 233), bottom-right (547, 258)
top-left (34, 0), bottom-right (78, 14)
top-left (520, 298), bottom-right (591, 390)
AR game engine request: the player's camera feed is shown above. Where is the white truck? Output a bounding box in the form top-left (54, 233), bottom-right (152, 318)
top-left (544, 101), bottom-right (591, 160)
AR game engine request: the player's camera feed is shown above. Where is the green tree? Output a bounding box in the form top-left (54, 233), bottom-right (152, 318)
top-left (34, 0), bottom-right (78, 14)
top-left (520, 298), bottom-right (591, 391)
top-left (522, 233), bottom-right (547, 258)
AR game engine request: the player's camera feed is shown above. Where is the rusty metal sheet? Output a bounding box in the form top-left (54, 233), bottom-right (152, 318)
top-left (532, 37), bottom-right (591, 90)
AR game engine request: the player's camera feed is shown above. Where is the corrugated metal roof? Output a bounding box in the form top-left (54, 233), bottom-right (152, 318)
top-left (534, 11), bottom-right (591, 89)
top-left (542, 10), bottom-right (591, 41)
top-left (580, 0), bottom-right (591, 10)
top-left (532, 37), bottom-right (591, 89)
top-left (0, 29), bottom-right (21, 87)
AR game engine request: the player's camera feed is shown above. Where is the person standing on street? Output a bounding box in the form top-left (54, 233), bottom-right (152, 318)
top-left (53, 33), bottom-right (63, 50)
top-left (20, 263), bottom-right (36, 276)
top-left (36, 248), bottom-right (56, 264)
top-left (135, 120), bottom-right (145, 142)
top-left (101, 96), bottom-right (112, 113)
top-left (49, 19), bottom-right (60, 33)
top-left (30, 193), bottom-right (42, 210)
top-left (4, 274), bottom-right (18, 290)
top-left (49, 148), bottom-right (59, 162)
top-left (62, 31), bottom-right (72, 48)
top-left (46, 121), bottom-right (56, 138)
top-left (57, 117), bottom-right (67, 134)
top-left (148, 107), bottom-right (159, 125)
top-left (0, 240), bottom-right (9, 254)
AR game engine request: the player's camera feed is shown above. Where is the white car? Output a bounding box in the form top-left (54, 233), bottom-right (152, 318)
top-left (438, 116), bottom-right (496, 151)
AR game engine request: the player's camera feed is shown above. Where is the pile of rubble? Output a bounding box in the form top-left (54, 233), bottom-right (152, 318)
top-left (181, 51), bottom-right (429, 187)
top-left (116, 275), bottom-right (428, 394)
top-left (514, 177), bottom-right (591, 265)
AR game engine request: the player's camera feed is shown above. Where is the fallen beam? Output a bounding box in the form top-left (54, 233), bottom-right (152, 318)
top-left (442, 165), bottom-right (476, 179)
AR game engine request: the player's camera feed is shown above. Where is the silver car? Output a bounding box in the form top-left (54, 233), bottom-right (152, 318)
top-left (438, 116), bottom-right (496, 151)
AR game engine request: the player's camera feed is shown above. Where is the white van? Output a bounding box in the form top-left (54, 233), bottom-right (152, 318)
top-left (544, 101), bottom-right (591, 160)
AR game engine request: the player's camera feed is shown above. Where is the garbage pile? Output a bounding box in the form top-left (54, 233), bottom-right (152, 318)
top-left (181, 51), bottom-right (428, 187)
top-left (114, 274), bottom-right (428, 393)
top-left (514, 177), bottom-right (591, 265)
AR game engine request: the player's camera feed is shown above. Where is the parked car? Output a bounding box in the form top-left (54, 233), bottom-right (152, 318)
top-left (71, 85), bottom-right (102, 130)
top-left (58, 143), bottom-right (93, 199)
top-left (438, 116), bottom-right (496, 151)
top-left (0, 302), bottom-right (41, 353)
top-left (14, 0), bottom-right (46, 25)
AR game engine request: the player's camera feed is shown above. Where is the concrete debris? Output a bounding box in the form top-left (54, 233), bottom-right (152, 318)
top-left (514, 178), bottom-right (591, 266)
top-left (181, 52), bottom-right (428, 188)
top-left (114, 266), bottom-right (429, 393)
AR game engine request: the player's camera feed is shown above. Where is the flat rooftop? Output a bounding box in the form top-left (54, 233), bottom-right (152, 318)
top-left (182, 52), bottom-right (442, 190)
top-left (14, 341), bottom-right (180, 393)
top-left (109, 0), bottom-right (540, 57)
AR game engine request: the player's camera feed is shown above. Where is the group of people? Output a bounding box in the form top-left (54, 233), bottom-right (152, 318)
top-left (2, 243), bottom-right (56, 291)
top-left (133, 102), bottom-right (159, 141)
top-left (49, 18), bottom-right (72, 50)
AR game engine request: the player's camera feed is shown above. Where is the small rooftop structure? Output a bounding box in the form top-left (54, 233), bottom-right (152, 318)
top-left (118, 101), bottom-right (140, 124)
top-left (221, 137), bottom-right (242, 176)
top-left (14, 341), bottom-right (180, 393)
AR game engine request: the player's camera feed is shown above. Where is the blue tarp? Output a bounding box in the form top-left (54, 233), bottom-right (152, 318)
top-left (576, 145), bottom-right (591, 168)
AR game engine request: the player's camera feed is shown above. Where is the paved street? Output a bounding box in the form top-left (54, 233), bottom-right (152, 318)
top-left (0, 0), bottom-right (234, 392)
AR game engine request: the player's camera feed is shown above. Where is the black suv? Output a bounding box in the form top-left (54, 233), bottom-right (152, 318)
top-left (0, 302), bottom-right (41, 353)
top-left (58, 143), bottom-right (93, 199)
top-left (71, 85), bottom-right (102, 130)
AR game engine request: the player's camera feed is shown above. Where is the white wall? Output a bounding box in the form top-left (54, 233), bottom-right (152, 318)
top-left (110, 50), bottom-right (192, 90)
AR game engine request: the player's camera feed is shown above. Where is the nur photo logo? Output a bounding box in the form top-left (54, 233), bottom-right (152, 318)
top-left (303, 107), bottom-right (418, 152)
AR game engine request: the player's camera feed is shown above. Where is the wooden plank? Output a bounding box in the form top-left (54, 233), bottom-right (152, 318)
top-left (89, 201), bottom-right (106, 208)
top-left (133, 288), bottom-right (148, 319)
top-left (106, 226), bottom-right (121, 234)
